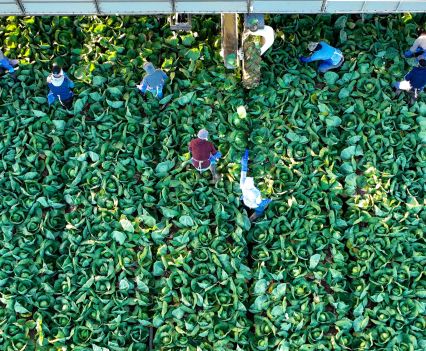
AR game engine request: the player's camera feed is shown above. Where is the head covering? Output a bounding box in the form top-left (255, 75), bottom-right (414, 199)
top-left (52, 63), bottom-right (62, 75)
top-left (48, 65), bottom-right (65, 87)
top-left (308, 42), bottom-right (319, 52)
top-left (197, 129), bottom-right (208, 140)
top-left (143, 62), bottom-right (156, 75)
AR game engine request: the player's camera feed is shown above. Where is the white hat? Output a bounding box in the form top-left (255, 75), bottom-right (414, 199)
top-left (308, 42), bottom-right (319, 51)
top-left (198, 129), bottom-right (208, 140)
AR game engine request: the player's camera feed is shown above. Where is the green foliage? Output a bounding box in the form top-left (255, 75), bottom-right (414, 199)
top-left (0, 13), bottom-right (425, 351)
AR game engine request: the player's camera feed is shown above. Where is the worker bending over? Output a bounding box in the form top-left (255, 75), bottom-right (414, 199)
top-left (393, 59), bottom-right (426, 104)
top-left (137, 62), bottom-right (167, 99)
top-left (0, 49), bottom-right (19, 81)
top-left (404, 29), bottom-right (426, 59)
top-left (188, 129), bottom-right (222, 183)
top-left (240, 149), bottom-right (271, 222)
top-left (47, 63), bottom-right (75, 110)
top-left (300, 41), bottom-right (344, 73)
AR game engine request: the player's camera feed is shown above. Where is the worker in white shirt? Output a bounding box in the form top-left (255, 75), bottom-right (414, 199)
top-left (404, 29), bottom-right (426, 59)
top-left (240, 149), bottom-right (271, 222)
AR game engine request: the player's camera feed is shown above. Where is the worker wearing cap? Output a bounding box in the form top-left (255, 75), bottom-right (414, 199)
top-left (404, 29), bottom-right (426, 59)
top-left (136, 62), bottom-right (167, 99)
top-left (393, 59), bottom-right (426, 104)
top-left (188, 129), bottom-right (221, 182)
top-left (299, 41), bottom-right (344, 73)
top-left (240, 149), bottom-right (271, 222)
top-left (0, 49), bottom-right (19, 81)
top-left (47, 63), bottom-right (75, 110)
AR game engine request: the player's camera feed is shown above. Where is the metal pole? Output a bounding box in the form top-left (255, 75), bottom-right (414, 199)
top-left (15, 0), bottom-right (26, 15)
top-left (93, 0), bottom-right (101, 14)
top-left (395, 0), bottom-right (402, 11)
top-left (321, 0), bottom-right (328, 12)
top-left (247, 0), bottom-right (252, 14)
top-left (170, 0), bottom-right (176, 13)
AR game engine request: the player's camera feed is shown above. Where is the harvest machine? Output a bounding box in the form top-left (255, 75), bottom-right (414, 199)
top-left (221, 13), bottom-right (275, 88)
top-left (1, 0), bottom-right (425, 88)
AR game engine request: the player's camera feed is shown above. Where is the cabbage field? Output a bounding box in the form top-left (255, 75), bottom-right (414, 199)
top-left (1, 13), bottom-right (426, 351)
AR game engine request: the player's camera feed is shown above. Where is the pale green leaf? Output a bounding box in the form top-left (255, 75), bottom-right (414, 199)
top-left (309, 254), bottom-right (321, 269)
top-left (112, 231), bottom-right (126, 245)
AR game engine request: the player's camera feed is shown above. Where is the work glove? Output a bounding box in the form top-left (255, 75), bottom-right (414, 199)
top-left (299, 56), bottom-right (308, 63)
top-left (47, 92), bottom-right (56, 106)
top-left (404, 50), bottom-right (413, 58)
top-left (209, 151), bottom-right (222, 165)
top-left (241, 149), bottom-right (249, 172)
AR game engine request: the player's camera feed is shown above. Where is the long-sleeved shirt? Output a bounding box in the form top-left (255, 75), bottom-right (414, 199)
top-left (188, 138), bottom-right (217, 170)
top-left (410, 34), bottom-right (426, 53)
top-left (47, 75), bottom-right (74, 102)
top-left (303, 41), bottom-right (343, 65)
top-left (139, 70), bottom-right (168, 95)
top-left (405, 66), bottom-right (426, 90)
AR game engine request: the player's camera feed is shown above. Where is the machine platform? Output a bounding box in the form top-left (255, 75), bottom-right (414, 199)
top-left (0, 0), bottom-right (425, 15)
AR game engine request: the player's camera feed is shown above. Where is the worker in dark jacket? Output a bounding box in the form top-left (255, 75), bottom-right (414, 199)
top-left (300, 41), bottom-right (344, 73)
top-left (188, 129), bottom-right (222, 182)
top-left (404, 29), bottom-right (426, 59)
top-left (136, 62), bottom-right (167, 99)
top-left (47, 63), bottom-right (74, 109)
top-left (0, 49), bottom-right (19, 81)
top-left (393, 59), bottom-right (426, 104)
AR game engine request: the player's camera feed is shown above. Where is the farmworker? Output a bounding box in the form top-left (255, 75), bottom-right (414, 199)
top-left (0, 49), bottom-right (19, 81)
top-left (299, 41), bottom-right (344, 73)
top-left (404, 29), bottom-right (426, 59)
top-left (393, 59), bottom-right (426, 104)
top-left (136, 62), bottom-right (167, 99)
top-left (240, 149), bottom-right (272, 222)
top-left (47, 63), bottom-right (74, 110)
top-left (188, 129), bottom-right (222, 183)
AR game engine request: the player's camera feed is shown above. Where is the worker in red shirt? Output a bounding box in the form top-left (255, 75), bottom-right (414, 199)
top-left (188, 129), bottom-right (222, 182)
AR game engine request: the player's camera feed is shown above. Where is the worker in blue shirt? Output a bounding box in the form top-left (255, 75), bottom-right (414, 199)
top-left (136, 62), bottom-right (167, 99)
top-left (0, 49), bottom-right (19, 81)
top-left (393, 59), bottom-right (426, 104)
top-left (299, 41), bottom-right (344, 73)
top-left (47, 63), bottom-right (75, 110)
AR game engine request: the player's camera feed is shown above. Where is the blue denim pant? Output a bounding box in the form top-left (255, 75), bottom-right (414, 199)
top-left (318, 57), bottom-right (344, 73)
top-left (144, 85), bottom-right (164, 99)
